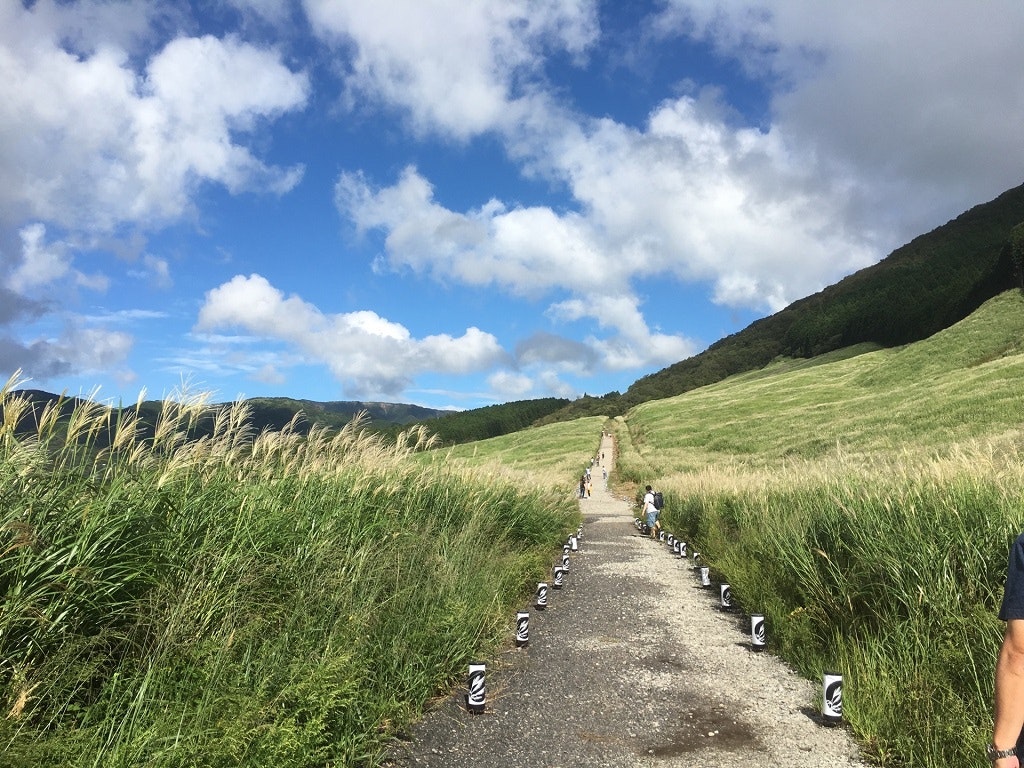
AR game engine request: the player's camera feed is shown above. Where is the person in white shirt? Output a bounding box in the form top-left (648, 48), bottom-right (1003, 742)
top-left (642, 485), bottom-right (659, 538)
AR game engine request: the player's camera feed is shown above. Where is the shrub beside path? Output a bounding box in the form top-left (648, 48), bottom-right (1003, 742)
top-left (382, 433), bottom-right (871, 767)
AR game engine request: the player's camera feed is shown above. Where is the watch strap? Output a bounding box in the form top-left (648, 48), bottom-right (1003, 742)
top-left (988, 742), bottom-right (1017, 761)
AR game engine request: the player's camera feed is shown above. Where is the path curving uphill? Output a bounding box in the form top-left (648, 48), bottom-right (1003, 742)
top-left (382, 433), bottom-right (870, 768)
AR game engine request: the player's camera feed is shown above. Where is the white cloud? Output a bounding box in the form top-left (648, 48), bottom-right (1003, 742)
top-left (488, 370), bottom-right (533, 398)
top-left (332, 0), bottom-right (1024, 331)
top-left (196, 274), bottom-right (508, 397)
top-left (656, 1), bottom-right (1024, 232)
top-left (337, 166), bottom-right (599, 296)
top-left (0, 324), bottom-right (135, 380)
top-left (55, 327), bottom-right (135, 373)
top-left (337, 165), bottom-right (699, 372)
top-left (8, 223), bottom-right (110, 295)
top-left (303, 0), bottom-right (598, 139)
top-left (8, 223), bottom-right (70, 292)
top-left (0, 6), bottom-right (309, 232)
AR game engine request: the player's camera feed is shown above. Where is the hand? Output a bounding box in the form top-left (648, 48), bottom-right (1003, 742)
top-left (995, 755), bottom-right (1020, 768)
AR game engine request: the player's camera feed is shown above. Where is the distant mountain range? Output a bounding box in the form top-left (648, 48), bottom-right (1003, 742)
top-left (6, 180), bottom-right (1024, 444)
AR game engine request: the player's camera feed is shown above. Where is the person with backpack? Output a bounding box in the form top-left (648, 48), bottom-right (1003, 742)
top-left (643, 485), bottom-right (663, 539)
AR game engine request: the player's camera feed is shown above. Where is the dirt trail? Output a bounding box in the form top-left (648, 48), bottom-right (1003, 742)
top-left (382, 433), bottom-right (870, 767)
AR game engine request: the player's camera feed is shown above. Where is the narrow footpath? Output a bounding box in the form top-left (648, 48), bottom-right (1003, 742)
top-left (382, 433), bottom-right (871, 768)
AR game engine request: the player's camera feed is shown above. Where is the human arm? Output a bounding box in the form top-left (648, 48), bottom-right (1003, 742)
top-left (993, 619), bottom-right (1024, 766)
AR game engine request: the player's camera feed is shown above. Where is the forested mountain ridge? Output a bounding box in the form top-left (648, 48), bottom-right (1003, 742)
top-left (539, 181), bottom-right (1024, 423)
top-left (0, 387), bottom-right (570, 448)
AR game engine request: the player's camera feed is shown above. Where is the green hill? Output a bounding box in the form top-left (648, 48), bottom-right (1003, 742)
top-left (624, 288), bottom-right (1024, 472)
top-left (544, 181), bottom-right (1024, 422)
top-left (602, 288), bottom-right (1024, 767)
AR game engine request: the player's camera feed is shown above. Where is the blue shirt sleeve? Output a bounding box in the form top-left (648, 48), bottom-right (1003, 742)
top-left (999, 533), bottom-right (1024, 621)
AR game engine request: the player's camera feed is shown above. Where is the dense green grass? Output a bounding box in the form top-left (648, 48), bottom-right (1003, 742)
top-left (432, 416), bottom-right (606, 482)
top-left (0, 386), bottom-right (586, 767)
top-left (620, 290), bottom-right (1024, 766)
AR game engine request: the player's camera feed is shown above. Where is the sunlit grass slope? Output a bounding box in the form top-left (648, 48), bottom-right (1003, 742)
top-left (432, 415), bottom-right (606, 487)
top-left (618, 289), bottom-right (1024, 767)
top-left (0, 385), bottom-right (584, 767)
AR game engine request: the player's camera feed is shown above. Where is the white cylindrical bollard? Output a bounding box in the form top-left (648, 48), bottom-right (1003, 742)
top-left (720, 583), bottom-right (732, 609)
top-left (700, 566), bottom-right (711, 587)
top-left (553, 564), bottom-right (565, 589)
top-left (467, 663), bottom-right (486, 713)
top-left (750, 613), bottom-right (766, 651)
top-left (822, 672), bottom-right (843, 725)
top-left (515, 611), bottom-right (530, 647)
top-left (536, 582), bottom-right (548, 610)
top-left (570, 535), bottom-right (579, 552)
top-left (679, 541), bottom-right (687, 559)
top-left (562, 552), bottom-right (570, 572)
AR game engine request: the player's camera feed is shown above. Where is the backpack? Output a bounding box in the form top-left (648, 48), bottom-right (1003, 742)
top-left (652, 491), bottom-right (664, 510)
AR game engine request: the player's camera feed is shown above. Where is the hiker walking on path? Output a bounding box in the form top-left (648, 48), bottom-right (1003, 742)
top-left (642, 484), bottom-right (660, 538)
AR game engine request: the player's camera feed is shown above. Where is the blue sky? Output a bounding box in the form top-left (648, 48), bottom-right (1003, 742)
top-left (3, 1), bottom-right (1024, 410)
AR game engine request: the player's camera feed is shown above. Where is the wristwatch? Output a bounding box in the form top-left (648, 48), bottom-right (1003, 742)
top-left (988, 742), bottom-right (1017, 761)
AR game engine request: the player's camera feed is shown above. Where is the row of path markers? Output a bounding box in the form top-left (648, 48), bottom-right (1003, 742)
top-left (636, 516), bottom-right (843, 727)
top-left (465, 498), bottom-right (843, 726)
top-left (466, 525), bottom-right (583, 715)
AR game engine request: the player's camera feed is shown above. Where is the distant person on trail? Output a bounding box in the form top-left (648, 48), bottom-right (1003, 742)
top-left (991, 532), bottom-right (1024, 765)
top-left (579, 475), bottom-right (586, 499)
top-left (642, 485), bottom-right (660, 539)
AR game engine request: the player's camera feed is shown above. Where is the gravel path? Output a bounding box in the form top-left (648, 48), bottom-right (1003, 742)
top-left (382, 434), bottom-right (872, 768)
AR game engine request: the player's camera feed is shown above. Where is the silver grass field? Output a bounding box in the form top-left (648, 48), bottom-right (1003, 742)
top-left (5, 289), bottom-right (1024, 767)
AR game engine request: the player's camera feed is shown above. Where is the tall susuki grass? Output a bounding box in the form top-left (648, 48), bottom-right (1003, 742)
top-left (0, 376), bottom-right (580, 767)
top-left (618, 292), bottom-right (1024, 767)
top-left (652, 453), bottom-right (1022, 766)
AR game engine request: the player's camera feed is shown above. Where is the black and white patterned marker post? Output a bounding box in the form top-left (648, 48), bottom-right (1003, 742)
top-left (719, 583), bottom-right (733, 610)
top-left (750, 613), bottom-right (766, 651)
top-left (822, 672), bottom-right (843, 725)
top-left (536, 582), bottom-right (548, 610)
top-left (515, 611), bottom-right (529, 647)
top-left (553, 564), bottom-right (565, 589)
top-left (467, 663), bottom-right (486, 714)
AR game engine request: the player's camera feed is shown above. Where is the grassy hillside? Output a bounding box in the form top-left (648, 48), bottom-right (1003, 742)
top-left (625, 289), bottom-right (1024, 473)
top-left (429, 415), bottom-right (606, 485)
top-left (614, 289), bottom-right (1024, 767)
top-left (544, 181), bottom-right (1024, 423)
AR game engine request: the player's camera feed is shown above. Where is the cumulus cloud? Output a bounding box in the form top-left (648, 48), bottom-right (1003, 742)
top-left (196, 274), bottom-right (508, 397)
top-left (337, 164), bottom-right (698, 374)
top-left (330, 0), bottom-right (1024, 329)
top-left (515, 332), bottom-right (597, 371)
top-left (0, 326), bottom-right (133, 381)
top-left (0, 4), bottom-right (309, 232)
top-left (0, 3), bottom-right (311, 388)
top-left (303, 0), bottom-right (598, 140)
top-left (337, 166), bottom-right (601, 296)
top-left (656, 0), bottom-right (1024, 232)
top-left (487, 370), bottom-right (534, 399)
